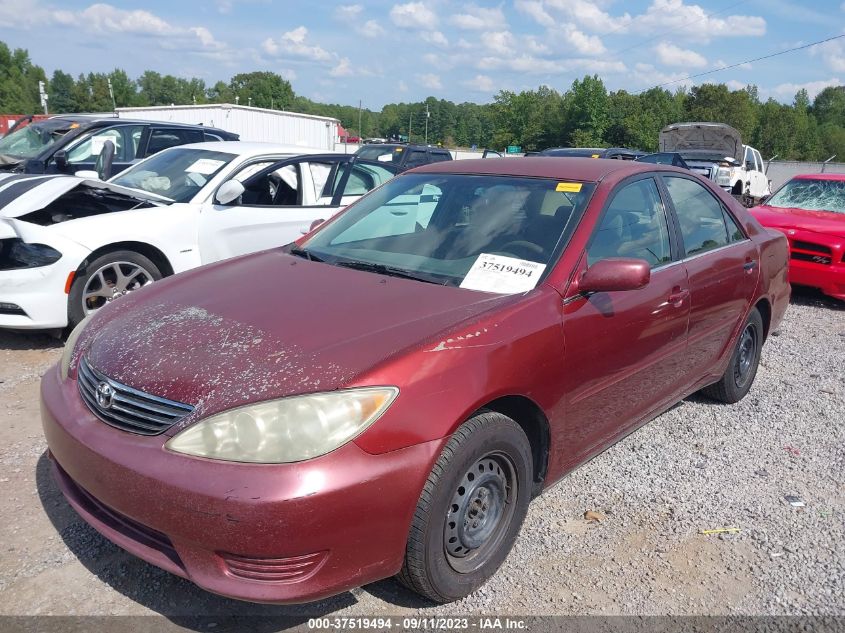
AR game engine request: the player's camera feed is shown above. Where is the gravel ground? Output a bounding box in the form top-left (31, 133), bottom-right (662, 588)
top-left (0, 289), bottom-right (842, 625)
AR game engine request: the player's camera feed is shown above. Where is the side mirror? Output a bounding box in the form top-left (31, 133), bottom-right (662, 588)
top-left (215, 180), bottom-right (245, 205)
top-left (579, 258), bottom-right (650, 293)
top-left (96, 140), bottom-right (115, 181)
top-left (53, 150), bottom-right (69, 171)
top-left (757, 195), bottom-right (770, 205)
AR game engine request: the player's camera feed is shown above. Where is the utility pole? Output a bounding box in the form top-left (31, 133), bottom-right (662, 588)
top-left (424, 103), bottom-right (430, 145)
top-left (357, 99), bottom-right (363, 140)
top-left (408, 112), bottom-right (412, 143)
top-left (107, 77), bottom-right (116, 111)
top-left (38, 81), bottom-right (49, 115)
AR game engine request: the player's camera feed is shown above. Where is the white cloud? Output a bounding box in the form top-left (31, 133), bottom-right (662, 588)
top-left (390, 2), bottom-right (438, 29)
top-left (264, 26), bottom-right (332, 61)
top-left (524, 36), bottom-right (550, 55)
top-left (515, 0), bottom-right (554, 26)
top-left (398, 80), bottom-right (409, 92)
top-left (631, 62), bottom-right (692, 90)
top-left (633, 0), bottom-right (766, 41)
top-left (654, 42), bottom-right (707, 67)
top-left (771, 78), bottom-right (842, 100)
top-left (450, 6), bottom-right (506, 30)
top-left (417, 73), bottom-right (443, 90)
top-left (724, 79), bottom-right (745, 91)
top-left (335, 4), bottom-right (363, 19)
top-left (477, 54), bottom-right (625, 75)
top-left (356, 19), bottom-right (385, 38)
top-left (421, 30), bottom-right (449, 47)
top-left (544, 0), bottom-right (632, 33)
top-left (482, 31), bottom-right (516, 56)
top-left (564, 26), bottom-right (605, 55)
top-left (330, 57), bottom-right (353, 77)
top-left (812, 39), bottom-right (845, 73)
top-left (0, 1), bottom-right (224, 52)
top-left (464, 74), bottom-right (496, 92)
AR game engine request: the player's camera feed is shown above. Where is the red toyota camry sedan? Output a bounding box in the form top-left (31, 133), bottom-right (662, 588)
top-left (750, 173), bottom-right (845, 301)
top-left (41, 158), bottom-right (789, 605)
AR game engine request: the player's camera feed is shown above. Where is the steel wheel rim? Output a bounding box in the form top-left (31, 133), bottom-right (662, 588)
top-left (82, 261), bottom-right (155, 315)
top-left (444, 452), bottom-right (518, 574)
top-left (733, 324), bottom-right (757, 387)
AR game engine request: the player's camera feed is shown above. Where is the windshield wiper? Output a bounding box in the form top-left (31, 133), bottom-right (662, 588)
top-left (288, 246), bottom-right (325, 262)
top-left (334, 259), bottom-right (444, 285)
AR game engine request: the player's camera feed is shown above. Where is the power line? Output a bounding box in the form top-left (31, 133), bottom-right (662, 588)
top-left (635, 33), bottom-right (845, 93)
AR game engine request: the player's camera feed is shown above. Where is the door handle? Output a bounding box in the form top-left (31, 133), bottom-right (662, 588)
top-left (668, 288), bottom-right (689, 305)
top-left (743, 259), bottom-right (757, 273)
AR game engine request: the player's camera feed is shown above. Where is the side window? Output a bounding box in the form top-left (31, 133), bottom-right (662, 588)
top-left (744, 147), bottom-right (757, 172)
top-left (587, 178), bottom-right (672, 268)
top-left (753, 149), bottom-right (763, 173)
top-left (430, 151), bottom-right (451, 163)
top-left (335, 162), bottom-right (395, 197)
top-left (146, 129), bottom-right (203, 156)
top-left (722, 208), bottom-right (746, 242)
top-left (405, 150), bottom-right (428, 168)
top-left (229, 160), bottom-right (277, 205)
top-left (67, 126), bottom-right (143, 163)
top-left (307, 162), bottom-right (335, 202)
top-left (664, 176), bottom-right (730, 256)
top-left (234, 161), bottom-right (301, 206)
top-left (204, 132), bottom-right (224, 142)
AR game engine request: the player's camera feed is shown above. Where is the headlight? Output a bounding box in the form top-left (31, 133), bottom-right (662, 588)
top-left (717, 167), bottom-right (731, 187)
top-left (0, 239), bottom-right (62, 270)
top-left (165, 387), bottom-right (399, 463)
top-left (59, 314), bottom-right (93, 380)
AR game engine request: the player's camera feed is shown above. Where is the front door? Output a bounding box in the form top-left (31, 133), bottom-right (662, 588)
top-left (660, 174), bottom-right (759, 379)
top-left (63, 124), bottom-right (146, 176)
top-left (560, 176), bottom-right (690, 469)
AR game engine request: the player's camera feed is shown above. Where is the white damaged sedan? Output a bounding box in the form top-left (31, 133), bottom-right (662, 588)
top-left (0, 141), bottom-right (396, 331)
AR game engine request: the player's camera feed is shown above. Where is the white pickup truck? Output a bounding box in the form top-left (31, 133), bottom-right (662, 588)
top-left (659, 122), bottom-right (771, 205)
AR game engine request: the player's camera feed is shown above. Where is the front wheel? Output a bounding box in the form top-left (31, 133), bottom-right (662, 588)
top-left (701, 307), bottom-right (764, 403)
top-left (397, 411), bottom-right (533, 603)
top-left (68, 250), bottom-right (162, 328)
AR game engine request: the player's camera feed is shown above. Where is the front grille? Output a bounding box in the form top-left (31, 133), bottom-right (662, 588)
top-left (791, 251), bottom-right (832, 265)
top-left (220, 551), bottom-right (327, 583)
top-left (792, 240), bottom-right (832, 255)
top-left (77, 357), bottom-right (194, 435)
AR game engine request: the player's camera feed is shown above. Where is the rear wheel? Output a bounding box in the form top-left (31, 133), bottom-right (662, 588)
top-left (397, 411), bottom-right (533, 603)
top-left (701, 308), bottom-right (763, 403)
top-left (68, 250), bottom-right (162, 328)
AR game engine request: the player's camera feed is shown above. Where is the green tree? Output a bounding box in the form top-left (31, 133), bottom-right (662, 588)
top-left (228, 71), bottom-right (293, 109)
top-left (563, 75), bottom-right (608, 147)
top-left (49, 70), bottom-right (77, 113)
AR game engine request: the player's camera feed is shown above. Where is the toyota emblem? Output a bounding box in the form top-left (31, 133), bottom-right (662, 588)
top-left (95, 382), bottom-right (115, 409)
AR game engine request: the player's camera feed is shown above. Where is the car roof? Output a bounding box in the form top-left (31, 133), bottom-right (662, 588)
top-left (793, 173), bottom-right (845, 181)
top-left (169, 140), bottom-right (333, 156)
top-left (409, 156), bottom-right (674, 181)
top-left (43, 115), bottom-right (231, 134)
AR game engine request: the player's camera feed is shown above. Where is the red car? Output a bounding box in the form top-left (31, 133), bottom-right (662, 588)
top-left (750, 173), bottom-right (845, 301)
top-left (41, 158), bottom-right (789, 605)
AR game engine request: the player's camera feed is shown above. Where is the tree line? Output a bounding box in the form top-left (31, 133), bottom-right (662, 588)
top-left (2, 40), bottom-right (844, 161)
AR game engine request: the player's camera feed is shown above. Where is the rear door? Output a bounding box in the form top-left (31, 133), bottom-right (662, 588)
top-left (143, 127), bottom-right (204, 157)
top-left (561, 175), bottom-right (691, 465)
top-left (660, 174), bottom-right (758, 379)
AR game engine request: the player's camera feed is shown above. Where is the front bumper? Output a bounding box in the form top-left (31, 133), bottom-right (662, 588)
top-left (41, 365), bottom-right (443, 603)
top-left (789, 259), bottom-right (845, 301)
top-left (0, 260), bottom-right (76, 329)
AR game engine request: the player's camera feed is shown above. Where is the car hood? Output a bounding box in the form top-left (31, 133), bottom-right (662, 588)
top-left (750, 205), bottom-right (845, 239)
top-left (0, 174), bottom-right (171, 219)
top-left (659, 123), bottom-right (743, 162)
top-left (83, 250), bottom-right (510, 432)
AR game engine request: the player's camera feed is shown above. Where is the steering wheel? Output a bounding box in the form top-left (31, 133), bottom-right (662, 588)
top-left (496, 240), bottom-right (545, 260)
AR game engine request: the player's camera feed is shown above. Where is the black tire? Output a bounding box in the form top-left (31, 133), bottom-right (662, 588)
top-left (68, 250), bottom-right (162, 328)
top-left (701, 308), bottom-right (764, 404)
top-left (397, 411), bottom-right (533, 603)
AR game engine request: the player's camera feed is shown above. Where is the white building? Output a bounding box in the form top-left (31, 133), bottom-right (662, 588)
top-left (116, 104), bottom-right (340, 151)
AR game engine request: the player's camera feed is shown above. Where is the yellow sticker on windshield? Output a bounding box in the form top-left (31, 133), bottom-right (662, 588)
top-left (591, 154), bottom-right (600, 158)
top-left (556, 182), bottom-right (582, 193)
top-left (395, 147), bottom-right (403, 152)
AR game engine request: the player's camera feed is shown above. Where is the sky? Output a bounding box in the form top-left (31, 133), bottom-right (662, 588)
top-left (1, 0), bottom-right (844, 108)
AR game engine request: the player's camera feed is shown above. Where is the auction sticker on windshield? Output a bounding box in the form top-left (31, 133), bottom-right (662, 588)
top-left (460, 253), bottom-right (546, 294)
top-left (186, 159), bottom-right (226, 175)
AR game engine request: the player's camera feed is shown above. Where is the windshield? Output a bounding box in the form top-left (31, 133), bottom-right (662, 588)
top-left (356, 146), bottom-right (404, 163)
top-left (302, 173), bottom-right (595, 292)
top-left (766, 178), bottom-right (845, 214)
top-left (0, 119), bottom-right (78, 159)
top-left (540, 148), bottom-right (604, 157)
top-left (111, 147), bottom-right (236, 203)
